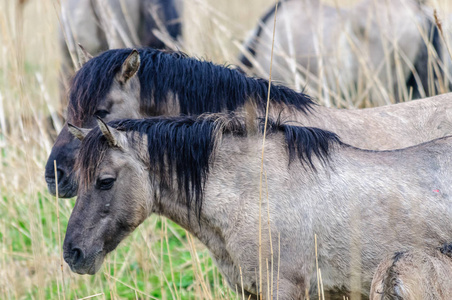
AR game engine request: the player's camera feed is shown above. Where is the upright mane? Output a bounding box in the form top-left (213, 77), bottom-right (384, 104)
top-left (68, 48), bottom-right (314, 125)
top-left (76, 115), bottom-right (339, 220)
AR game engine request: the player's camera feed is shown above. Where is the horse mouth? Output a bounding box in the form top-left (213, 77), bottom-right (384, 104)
top-left (45, 178), bottom-right (78, 198)
top-left (69, 262), bottom-right (100, 275)
top-left (65, 250), bottom-right (105, 275)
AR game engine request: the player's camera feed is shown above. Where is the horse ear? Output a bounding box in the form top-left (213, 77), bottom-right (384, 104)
top-left (118, 49), bottom-right (140, 84)
top-left (68, 123), bottom-right (91, 141)
top-left (77, 43), bottom-right (93, 66)
top-left (96, 117), bottom-right (122, 148)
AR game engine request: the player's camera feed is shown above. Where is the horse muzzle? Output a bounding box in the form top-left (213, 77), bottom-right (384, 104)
top-left (45, 167), bottom-right (78, 198)
top-left (63, 247), bottom-right (104, 275)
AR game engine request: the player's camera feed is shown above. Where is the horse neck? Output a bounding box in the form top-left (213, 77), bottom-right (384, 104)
top-left (152, 180), bottom-right (230, 259)
top-left (149, 135), bottom-right (256, 245)
top-left (150, 134), bottom-right (295, 256)
top-left (157, 91), bottom-right (181, 115)
top-left (145, 56), bottom-right (311, 116)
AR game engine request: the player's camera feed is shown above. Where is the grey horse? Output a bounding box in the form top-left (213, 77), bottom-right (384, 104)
top-left (63, 114), bottom-right (452, 299)
top-left (59, 0), bottom-right (181, 86)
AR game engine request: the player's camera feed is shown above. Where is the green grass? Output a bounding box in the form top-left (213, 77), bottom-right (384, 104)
top-left (1, 186), bottom-right (231, 299)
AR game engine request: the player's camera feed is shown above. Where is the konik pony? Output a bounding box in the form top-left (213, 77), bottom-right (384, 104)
top-left (64, 114), bottom-right (452, 299)
top-left (59, 0), bottom-right (181, 83)
top-left (240, 0), bottom-right (442, 102)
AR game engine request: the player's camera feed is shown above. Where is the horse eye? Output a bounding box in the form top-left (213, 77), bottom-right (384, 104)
top-left (94, 110), bottom-right (109, 118)
top-left (96, 178), bottom-right (116, 190)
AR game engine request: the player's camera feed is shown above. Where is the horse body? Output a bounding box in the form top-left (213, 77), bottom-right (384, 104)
top-left (63, 115), bottom-right (452, 299)
top-left (304, 93), bottom-right (452, 149)
top-left (45, 48), bottom-right (452, 198)
top-left (202, 133), bottom-right (452, 297)
top-left (241, 0), bottom-right (437, 101)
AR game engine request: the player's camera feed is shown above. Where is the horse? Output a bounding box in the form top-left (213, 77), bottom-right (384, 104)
top-left (63, 114), bottom-right (452, 299)
top-left (59, 0), bottom-right (181, 87)
top-left (240, 0), bottom-right (442, 103)
top-left (44, 48), bottom-right (452, 198)
top-left (370, 244), bottom-right (452, 299)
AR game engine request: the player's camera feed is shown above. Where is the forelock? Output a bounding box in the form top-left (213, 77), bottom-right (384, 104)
top-left (67, 49), bottom-right (134, 126)
top-left (75, 127), bottom-right (110, 190)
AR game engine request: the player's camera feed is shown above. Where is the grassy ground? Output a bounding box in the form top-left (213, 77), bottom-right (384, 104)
top-left (2, 0), bottom-right (452, 299)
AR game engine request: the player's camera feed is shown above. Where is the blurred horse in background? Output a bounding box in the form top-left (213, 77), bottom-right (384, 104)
top-left (59, 0), bottom-right (182, 91)
top-left (240, 0), bottom-right (445, 106)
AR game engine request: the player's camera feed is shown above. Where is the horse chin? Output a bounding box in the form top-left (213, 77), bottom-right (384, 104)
top-left (46, 181), bottom-right (57, 196)
top-left (87, 254), bottom-right (105, 275)
top-left (71, 251), bottom-right (105, 275)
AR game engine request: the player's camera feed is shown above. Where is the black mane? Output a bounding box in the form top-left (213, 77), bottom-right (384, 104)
top-left (77, 115), bottom-right (338, 220)
top-left (265, 118), bottom-right (340, 169)
top-left (68, 48), bottom-right (314, 125)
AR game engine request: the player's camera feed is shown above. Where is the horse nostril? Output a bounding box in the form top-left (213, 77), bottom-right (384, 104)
top-left (45, 168), bottom-right (65, 184)
top-left (71, 247), bottom-right (84, 265)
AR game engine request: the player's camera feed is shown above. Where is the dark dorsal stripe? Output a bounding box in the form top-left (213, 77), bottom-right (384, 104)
top-left (68, 47), bottom-right (314, 126)
top-left (77, 115), bottom-right (338, 221)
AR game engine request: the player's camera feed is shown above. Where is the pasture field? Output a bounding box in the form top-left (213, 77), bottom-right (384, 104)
top-left (1, 0), bottom-right (452, 299)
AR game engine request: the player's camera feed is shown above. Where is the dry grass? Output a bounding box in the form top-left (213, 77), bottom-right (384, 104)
top-left (2, 0), bottom-right (452, 299)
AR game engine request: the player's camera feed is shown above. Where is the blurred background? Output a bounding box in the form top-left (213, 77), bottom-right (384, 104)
top-left (1, 0), bottom-right (452, 299)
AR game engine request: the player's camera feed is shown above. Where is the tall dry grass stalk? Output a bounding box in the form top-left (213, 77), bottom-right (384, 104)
top-left (257, 1), bottom-right (278, 298)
